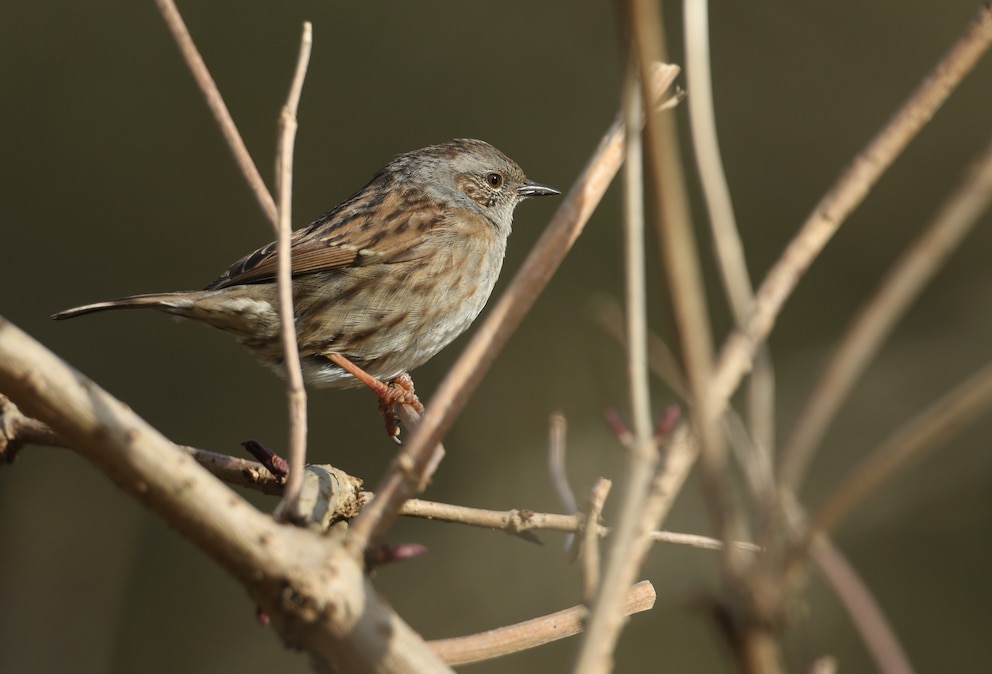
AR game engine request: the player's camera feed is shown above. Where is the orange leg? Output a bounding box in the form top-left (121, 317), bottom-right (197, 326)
top-left (326, 354), bottom-right (424, 440)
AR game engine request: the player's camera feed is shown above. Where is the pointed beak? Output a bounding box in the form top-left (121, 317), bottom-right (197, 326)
top-left (517, 179), bottom-right (560, 198)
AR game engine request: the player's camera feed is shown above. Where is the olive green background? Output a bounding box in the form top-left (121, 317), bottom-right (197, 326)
top-left (3, 2), bottom-right (992, 672)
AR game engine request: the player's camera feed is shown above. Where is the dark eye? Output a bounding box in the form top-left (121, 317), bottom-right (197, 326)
top-left (486, 172), bottom-right (504, 188)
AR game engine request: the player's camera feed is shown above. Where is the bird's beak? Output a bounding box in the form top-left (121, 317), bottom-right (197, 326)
top-left (517, 179), bottom-right (560, 198)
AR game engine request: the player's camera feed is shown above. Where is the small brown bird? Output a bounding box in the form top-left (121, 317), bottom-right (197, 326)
top-left (54, 139), bottom-right (559, 433)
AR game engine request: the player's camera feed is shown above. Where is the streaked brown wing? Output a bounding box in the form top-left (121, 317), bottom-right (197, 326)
top-left (204, 186), bottom-right (445, 290)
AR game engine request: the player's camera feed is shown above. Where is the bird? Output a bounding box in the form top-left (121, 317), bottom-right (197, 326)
top-left (53, 138), bottom-right (560, 436)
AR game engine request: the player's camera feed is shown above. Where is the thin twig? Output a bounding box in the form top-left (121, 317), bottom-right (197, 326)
top-left (574, 58), bottom-right (668, 674)
top-left (578, 478), bottom-right (612, 602)
top-left (682, 0), bottom-right (776, 457)
top-left (153, 0), bottom-right (278, 225)
top-left (780, 130), bottom-right (992, 491)
top-left (708, 2), bottom-right (992, 417)
top-left (0, 394), bottom-right (61, 462)
top-left (591, 297), bottom-right (689, 400)
top-left (622, 61), bottom-right (652, 448)
top-left (682, 0), bottom-right (753, 317)
top-left (1, 399), bottom-right (758, 552)
top-left (548, 411), bottom-right (577, 513)
top-left (346, 65), bottom-right (682, 553)
top-left (397, 496), bottom-right (760, 552)
top-left (273, 22), bottom-right (313, 518)
top-left (807, 358), bottom-right (992, 541)
top-left (155, 0), bottom-right (314, 518)
top-left (628, 0), bottom-right (744, 569)
top-left (811, 537), bottom-right (915, 674)
top-left (428, 581), bottom-right (656, 666)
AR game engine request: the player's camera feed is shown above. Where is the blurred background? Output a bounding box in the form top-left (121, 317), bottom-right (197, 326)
top-left (2, 1), bottom-right (991, 671)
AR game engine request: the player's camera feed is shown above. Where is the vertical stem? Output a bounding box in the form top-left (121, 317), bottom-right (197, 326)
top-left (274, 23), bottom-right (313, 515)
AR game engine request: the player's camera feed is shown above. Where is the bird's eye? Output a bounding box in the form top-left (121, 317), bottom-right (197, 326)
top-left (486, 172), bottom-right (504, 188)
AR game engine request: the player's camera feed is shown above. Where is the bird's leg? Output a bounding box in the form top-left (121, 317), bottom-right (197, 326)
top-left (326, 354), bottom-right (424, 440)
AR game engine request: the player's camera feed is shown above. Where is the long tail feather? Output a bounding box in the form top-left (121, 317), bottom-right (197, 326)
top-left (52, 293), bottom-right (195, 320)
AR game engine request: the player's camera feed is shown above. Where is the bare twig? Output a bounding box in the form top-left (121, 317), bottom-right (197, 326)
top-left (428, 581), bottom-right (656, 666)
top-left (0, 394), bottom-right (61, 462)
top-left (808, 358), bottom-right (992, 541)
top-left (591, 297), bottom-right (688, 400)
top-left (626, 0), bottom-right (746, 581)
top-left (346, 64), bottom-right (682, 553)
top-left (709, 2), bottom-right (992, 416)
top-left (682, 0), bottom-right (776, 457)
top-left (153, 0), bottom-right (278, 224)
top-left (682, 0), bottom-right (752, 317)
top-left (812, 537), bottom-right (915, 674)
top-left (578, 478), bottom-right (612, 601)
top-left (573, 58), bottom-right (671, 674)
top-left (548, 411), bottom-right (577, 513)
top-left (622, 61), bottom-right (652, 449)
top-left (155, 0), bottom-right (314, 520)
top-left (780, 130), bottom-right (992, 491)
top-left (398, 496), bottom-right (760, 552)
top-left (273, 22), bottom-right (313, 518)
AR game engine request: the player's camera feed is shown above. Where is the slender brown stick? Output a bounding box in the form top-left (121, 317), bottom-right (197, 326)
top-left (274, 23), bottom-right (313, 517)
top-left (627, 0), bottom-right (744, 572)
top-left (548, 411), bottom-right (577, 513)
top-left (812, 537), bottom-right (915, 674)
top-left (780, 130), bottom-right (992, 490)
top-left (346, 65), bottom-right (682, 553)
top-left (622, 62), bottom-right (652, 449)
top-left (708, 2), bottom-right (992, 416)
top-left (428, 581), bottom-right (656, 666)
top-left (153, 0), bottom-right (278, 225)
top-left (154, 0), bottom-right (313, 516)
top-left (682, 1), bottom-right (776, 457)
top-left (574, 58), bottom-right (670, 674)
top-left (578, 478), bottom-right (612, 602)
top-left (808, 358), bottom-right (992, 540)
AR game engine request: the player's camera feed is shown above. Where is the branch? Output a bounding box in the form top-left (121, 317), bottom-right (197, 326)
top-left (808, 357), bottom-right (992, 539)
top-left (683, 0), bottom-right (776, 471)
top-left (0, 315), bottom-right (454, 673)
top-left (154, 0), bottom-right (313, 518)
top-left (811, 537), bottom-right (915, 674)
top-left (780, 129), bottom-right (992, 491)
top-left (273, 22), bottom-right (313, 516)
top-left (153, 0), bottom-right (278, 224)
top-left (708, 2), bottom-right (992, 416)
top-left (429, 581), bottom-right (656, 666)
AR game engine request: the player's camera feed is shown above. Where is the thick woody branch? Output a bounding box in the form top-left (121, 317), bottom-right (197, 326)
top-left (0, 315), bottom-right (453, 674)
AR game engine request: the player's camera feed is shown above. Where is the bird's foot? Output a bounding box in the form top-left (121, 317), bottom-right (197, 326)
top-left (326, 355), bottom-right (424, 441)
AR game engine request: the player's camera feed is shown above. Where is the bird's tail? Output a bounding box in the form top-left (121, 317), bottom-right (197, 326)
top-left (52, 292), bottom-right (201, 320)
